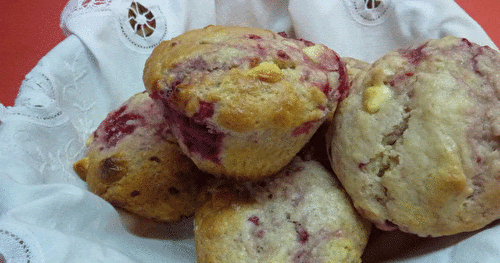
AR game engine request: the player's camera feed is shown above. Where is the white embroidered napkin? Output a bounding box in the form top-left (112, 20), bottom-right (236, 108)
top-left (290, 0), bottom-right (497, 62)
top-left (0, 0), bottom-right (498, 262)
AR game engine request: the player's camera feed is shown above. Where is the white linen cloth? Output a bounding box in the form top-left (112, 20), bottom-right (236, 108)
top-left (0, 0), bottom-right (498, 262)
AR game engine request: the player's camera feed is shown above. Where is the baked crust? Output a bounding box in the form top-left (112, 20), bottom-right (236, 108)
top-left (73, 92), bottom-right (209, 222)
top-left (194, 157), bottom-right (371, 263)
top-left (143, 25), bottom-right (348, 180)
top-left (328, 36), bottom-right (500, 236)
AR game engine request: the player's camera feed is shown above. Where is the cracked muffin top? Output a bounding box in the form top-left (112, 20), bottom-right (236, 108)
top-left (327, 36), bottom-right (500, 237)
top-left (142, 25), bottom-right (348, 179)
top-left (143, 25), bottom-right (347, 133)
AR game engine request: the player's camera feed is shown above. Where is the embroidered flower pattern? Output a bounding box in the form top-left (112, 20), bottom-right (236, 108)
top-left (128, 2), bottom-right (156, 38)
top-left (0, 229), bottom-right (33, 262)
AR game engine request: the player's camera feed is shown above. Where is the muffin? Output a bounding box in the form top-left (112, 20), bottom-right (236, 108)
top-left (73, 91), bottom-right (209, 222)
top-left (143, 25), bottom-right (348, 180)
top-left (328, 36), bottom-right (500, 237)
top-left (194, 157), bottom-right (372, 263)
top-left (342, 57), bottom-right (370, 86)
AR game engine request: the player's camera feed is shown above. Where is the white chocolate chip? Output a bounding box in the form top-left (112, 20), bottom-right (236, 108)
top-left (85, 134), bottom-right (95, 146)
top-left (302, 45), bottom-right (328, 63)
top-left (246, 62), bottom-right (283, 83)
top-left (363, 84), bottom-right (393, 113)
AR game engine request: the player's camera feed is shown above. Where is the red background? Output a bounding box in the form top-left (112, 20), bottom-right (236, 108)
top-left (1, 0), bottom-right (499, 107)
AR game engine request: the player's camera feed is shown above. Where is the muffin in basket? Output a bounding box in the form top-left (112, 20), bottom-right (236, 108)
top-left (194, 156), bottom-right (372, 263)
top-left (143, 25), bottom-right (348, 180)
top-left (328, 36), bottom-right (500, 237)
top-left (73, 91), bottom-right (209, 222)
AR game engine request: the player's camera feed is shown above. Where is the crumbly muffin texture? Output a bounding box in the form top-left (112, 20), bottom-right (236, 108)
top-left (73, 92), bottom-right (208, 222)
top-left (194, 157), bottom-right (372, 263)
top-left (143, 25), bottom-right (348, 180)
top-left (342, 57), bottom-right (370, 86)
top-left (328, 36), bottom-right (500, 237)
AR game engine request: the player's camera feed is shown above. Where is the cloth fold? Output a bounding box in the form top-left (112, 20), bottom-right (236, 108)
top-left (1, 0), bottom-right (498, 262)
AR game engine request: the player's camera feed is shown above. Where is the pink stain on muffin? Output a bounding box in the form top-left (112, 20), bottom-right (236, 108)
top-left (400, 43), bottom-right (428, 65)
top-left (248, 215), bottom-right (260, 225)
top-left (320, 83), bottom-right (332, 97)
top-left (336, 60), bottom-right (350, 100)
top-left (310, 54), bottom-right (349, 101)
top-left (297, 38), bottom-right (315, 47)
top-left (151, 91), bottom-right (224, 164)
top-left (248, 34), bottom-right (262, 40)
top-left (193, 101), bottom-right (215, 123)
top-left (461, 38), bottom-right (474, 48)
top-left (294, 223), bottom-right (309, 244)
top-left (186, 57), bottom-right (210, 71)
top-left (277, 50), bottom-right (291, 60)
top-left (293, 228), bottom-right (344, 263)
top-left (462, 40), bottom-right (494, 75)
top-left (248, 216), bottom-right (266, 239)
top-left (292, 120), bottom-right (320, 136)
top-left (95, 105), bottom-right (146, 147)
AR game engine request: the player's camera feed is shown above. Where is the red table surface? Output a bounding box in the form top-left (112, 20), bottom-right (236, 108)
top-left (1, 1), bottom-right (499, 107)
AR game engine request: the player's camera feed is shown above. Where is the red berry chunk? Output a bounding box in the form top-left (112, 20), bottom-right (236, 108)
top-left (98, 105), bottom-right (145, 147)
top-left (248, 216), bottom-right (260, 225)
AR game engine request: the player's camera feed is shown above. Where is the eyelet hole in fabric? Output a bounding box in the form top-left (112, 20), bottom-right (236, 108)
top-left (115, 1), bottom-right (167, 52)
top-left (128, 2), bottom-right (156, 38)
top-left (343, 0), bottom-right (393, 26)
top-left (365, 0), bottom-right (381, 9)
